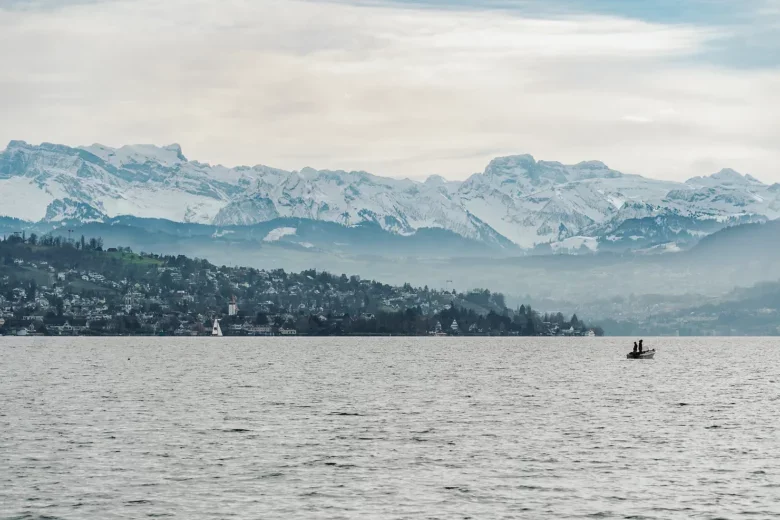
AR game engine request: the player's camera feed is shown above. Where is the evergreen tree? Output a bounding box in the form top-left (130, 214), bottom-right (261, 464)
top-left (26, 280), bottom-right (37, 301)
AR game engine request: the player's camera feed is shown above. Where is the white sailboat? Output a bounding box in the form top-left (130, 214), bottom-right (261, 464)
top-left (212, 318), bottom-right (223, 337)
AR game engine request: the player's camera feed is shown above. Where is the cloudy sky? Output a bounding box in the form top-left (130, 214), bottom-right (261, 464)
top-left (1, 0), bottom-right (779, 181)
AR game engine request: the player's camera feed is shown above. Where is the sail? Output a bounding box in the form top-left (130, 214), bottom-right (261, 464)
top-left (212, 319), bottom-right (223, 337)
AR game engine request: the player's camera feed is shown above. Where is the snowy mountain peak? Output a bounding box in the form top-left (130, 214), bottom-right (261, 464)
top-left (686, 168), bottom-right (765, 187)
top-left (4, 140), bottom-right (77, 156)
top-left (164, 143), bottom-right (185, 156)
top-left (424, 174), bottom-right (451, 186)
top-left (716, 167), bottom-right (742, 178)
top-left (472, 155), bottom-right (623, 193)
top-left (712, 168), bottom-right (756, 184)
top-left (298, 167), bottom-right (321, 180)
top-left (574, 160), bottom-right (608, 170)
top-left (80, 143), bottom-right (187, 167)
top-left (5, 140), bottom-right (30, 151)
top-left (484, 154), bottom-right (537, 176)
top-left (295, 167), bottom-right (394, 187)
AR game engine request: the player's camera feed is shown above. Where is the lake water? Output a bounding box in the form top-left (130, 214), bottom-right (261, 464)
top-left (1, 337), bottom-right (779, 519)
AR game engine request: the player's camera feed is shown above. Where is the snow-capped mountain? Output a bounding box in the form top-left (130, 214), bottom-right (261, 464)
top-left (1, 140), bottom-right (777, 252)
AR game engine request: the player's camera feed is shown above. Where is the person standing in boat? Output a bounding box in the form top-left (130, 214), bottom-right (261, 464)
top-left (633, 341), bottom-right (638, 353)
top-left (638, 339), bottom-right (644, 353)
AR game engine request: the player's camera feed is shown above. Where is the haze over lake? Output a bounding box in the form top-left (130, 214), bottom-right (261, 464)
top-left (2, 337), bottom-right (779, 519)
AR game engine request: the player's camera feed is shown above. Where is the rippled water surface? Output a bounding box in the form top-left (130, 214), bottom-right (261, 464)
top-left (2, 337), bottom-right (780, 519)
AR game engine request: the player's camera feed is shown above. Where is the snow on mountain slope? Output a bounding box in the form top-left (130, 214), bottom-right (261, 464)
top-left (0, 177), bottom-right (57, 221)
top-left (551, 236), bottom-right (599, 253)
top-left (1, 140), bottom-right (778, 251)
top-left (263, 227), bottom-right (298, 242)
top-left (664, 169), bottom-right (780, 220)
top-left (44, 198), bottom-right (106, 223)
top-left (0, 140), bottom-right (246, 224)
top-left (102, 187), bottom-right (228, 223)
top-left (686, 168), bottom-right (765, 189)
top-left (214, 166), bottom-right (512, 246)
top-left (81, 143), bottom-right (187, 168)
top-left (455, 156), bottom-right (684, 247)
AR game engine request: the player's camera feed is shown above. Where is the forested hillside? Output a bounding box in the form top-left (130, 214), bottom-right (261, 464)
top-left (0, 234), bottom-right (599, 336)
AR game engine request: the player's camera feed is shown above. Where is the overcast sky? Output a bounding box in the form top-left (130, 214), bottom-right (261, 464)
top-left (1, 0), bottom-right (779, 182)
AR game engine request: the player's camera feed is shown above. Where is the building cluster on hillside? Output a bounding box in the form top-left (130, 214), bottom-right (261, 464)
top-left (0, 235), bottom-right (601, 337)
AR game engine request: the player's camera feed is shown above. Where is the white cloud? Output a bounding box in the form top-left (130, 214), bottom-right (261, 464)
top-left (0, 0), bottom-right (779, 182)
top-left (621, 116), bottom-right (653, 124)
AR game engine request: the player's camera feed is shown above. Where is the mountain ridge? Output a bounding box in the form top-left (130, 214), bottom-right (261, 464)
top-left (1, 140), bottom-right (776, 252)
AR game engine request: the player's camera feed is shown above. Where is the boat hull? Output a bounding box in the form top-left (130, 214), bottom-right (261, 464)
top-left (627, 350), bottom-right (655, 359)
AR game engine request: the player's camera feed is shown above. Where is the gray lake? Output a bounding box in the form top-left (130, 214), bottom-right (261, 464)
top-left (1, 337), bottom-right (779, 519)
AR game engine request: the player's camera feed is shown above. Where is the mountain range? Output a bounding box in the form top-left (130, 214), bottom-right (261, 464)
top-left (1, 140), bottom-right (778, 252)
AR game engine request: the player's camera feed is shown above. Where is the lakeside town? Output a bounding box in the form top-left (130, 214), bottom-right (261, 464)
top-left (0, 233), bottom-right (602, 337)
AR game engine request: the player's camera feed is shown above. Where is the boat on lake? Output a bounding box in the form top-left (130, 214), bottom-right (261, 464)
top-left (627, 349), bottom-right (655, 359)
top-left (212, 318), bottom-right (223, 337)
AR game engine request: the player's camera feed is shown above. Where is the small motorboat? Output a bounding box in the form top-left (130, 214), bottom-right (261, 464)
top-left (627, 349), bottom-right (655, 359)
